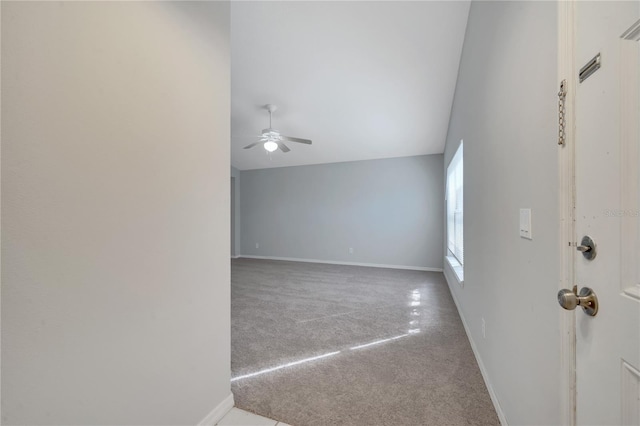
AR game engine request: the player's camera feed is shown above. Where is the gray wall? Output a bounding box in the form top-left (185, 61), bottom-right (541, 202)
top-left (443, 1), bottom-right (561, 424)
top-left (2, 2), bottom-right (231, 424)
top-left (240, 155), bottom-right (444, 269)
top-left (231, 166), bottom-right (241, 257)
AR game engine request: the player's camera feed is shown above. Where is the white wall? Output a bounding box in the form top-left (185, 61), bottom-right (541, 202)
top-left (1, 2), bottom-right (231, 424)
top-left (443, 2), bottom-right (561, 424)
top-left (240, 155), bottom-right (444, 270)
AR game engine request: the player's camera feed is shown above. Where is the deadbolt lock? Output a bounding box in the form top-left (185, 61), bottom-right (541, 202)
top-left (576, 235), bottom-right (596, 260)
top-left (557, 285), bottom-right (599, 316)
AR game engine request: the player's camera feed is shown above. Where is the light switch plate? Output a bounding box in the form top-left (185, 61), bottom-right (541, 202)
top-left (520, 208), bottom-right (532, 240)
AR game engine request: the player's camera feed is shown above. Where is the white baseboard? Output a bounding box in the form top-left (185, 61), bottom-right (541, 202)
top-left (230, 255), bottom-right (239, 259)
top-left (443, 271), bottom-right (508, 426)
top-left (237, 254), bottom-right (443, 272)
top-left (197, 393), bottom-right (234, 426)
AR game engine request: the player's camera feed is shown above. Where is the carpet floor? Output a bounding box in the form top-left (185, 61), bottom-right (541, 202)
top-left (231, 258), bottom-right (499, 426)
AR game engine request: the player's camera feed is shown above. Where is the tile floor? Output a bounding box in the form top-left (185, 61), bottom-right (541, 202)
top-left (217, 407), bottom-right (291, 426)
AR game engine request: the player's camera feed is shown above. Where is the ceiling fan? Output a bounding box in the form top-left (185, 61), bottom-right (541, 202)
top-left (243, 104), bottom-right (312, 153)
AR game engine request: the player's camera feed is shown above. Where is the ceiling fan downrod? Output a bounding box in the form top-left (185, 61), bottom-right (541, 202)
top-left (265, 104), bottom-right (277, 130)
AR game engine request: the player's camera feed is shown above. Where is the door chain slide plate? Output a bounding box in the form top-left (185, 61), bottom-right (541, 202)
top-left (579, 53), bottom-right (601, 83)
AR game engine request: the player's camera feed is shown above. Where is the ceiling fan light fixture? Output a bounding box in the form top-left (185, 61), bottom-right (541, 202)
top-left (264, 141), bottom-right (278, 152)
top-left (242, 104), bottom-right (312, 153)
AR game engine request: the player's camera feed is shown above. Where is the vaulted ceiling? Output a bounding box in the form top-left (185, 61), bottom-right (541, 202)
top-left (231, 1), bottom-right (470, 170)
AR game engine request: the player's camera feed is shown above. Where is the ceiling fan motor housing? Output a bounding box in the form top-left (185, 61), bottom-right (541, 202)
top-left (261, 129), bottom-right (282, 142)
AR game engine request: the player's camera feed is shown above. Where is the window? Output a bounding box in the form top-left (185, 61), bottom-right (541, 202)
top-left (446, 143), bottom-right (463, 280)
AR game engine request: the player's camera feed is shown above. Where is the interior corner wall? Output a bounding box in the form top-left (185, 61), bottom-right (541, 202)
top-left (443, 1), bottom-right (561, 424)
top-left (2, 2), bottom-right (231, 424)
top-left (239, 155), bottom-right (444, 269)
top-left (231, 166), bottom-right (241, 257)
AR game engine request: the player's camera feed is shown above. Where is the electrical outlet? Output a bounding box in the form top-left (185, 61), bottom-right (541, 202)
top-left (255, 243), bottom-right (259, 249)
top-left (481, 317), bottom-right (486, 339)
top-left (349, 247), bottom-right (354, 254)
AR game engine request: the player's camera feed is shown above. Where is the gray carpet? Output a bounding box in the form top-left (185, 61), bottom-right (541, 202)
top-left (231, 258), bottom-right (499, 426)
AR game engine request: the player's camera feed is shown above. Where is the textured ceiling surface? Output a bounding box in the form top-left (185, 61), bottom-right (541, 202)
top-left (231, 1), bottom-right (470, 170)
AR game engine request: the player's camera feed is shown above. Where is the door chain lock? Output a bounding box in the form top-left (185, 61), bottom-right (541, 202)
top-left (558, 79), bottom-right (567, 146)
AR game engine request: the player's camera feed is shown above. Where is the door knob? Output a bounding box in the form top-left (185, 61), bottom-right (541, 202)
top-left (557, 285), bottom-right (599, 316)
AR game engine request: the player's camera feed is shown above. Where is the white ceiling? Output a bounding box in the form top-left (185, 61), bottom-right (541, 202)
top-left (230, 1), bottom-right (470, 171)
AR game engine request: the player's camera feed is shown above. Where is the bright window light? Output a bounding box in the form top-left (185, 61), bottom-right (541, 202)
top-left (350, 334), bottom-right (409, 350)
top-left (230, 351), bottom-right (340, 382)
top-left (446, 142), bottom-right (464, 265)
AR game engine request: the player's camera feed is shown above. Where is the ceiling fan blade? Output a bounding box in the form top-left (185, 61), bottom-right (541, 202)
top-left (243, 142), bottom-right (260, 149)
top-left (282, 136), bottom-right (312, 144)
top-left (278, 142), bottom-right (291, 153)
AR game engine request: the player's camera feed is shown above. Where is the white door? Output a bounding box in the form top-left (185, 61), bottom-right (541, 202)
top-left (573, 2), bottom-right (640, 424)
